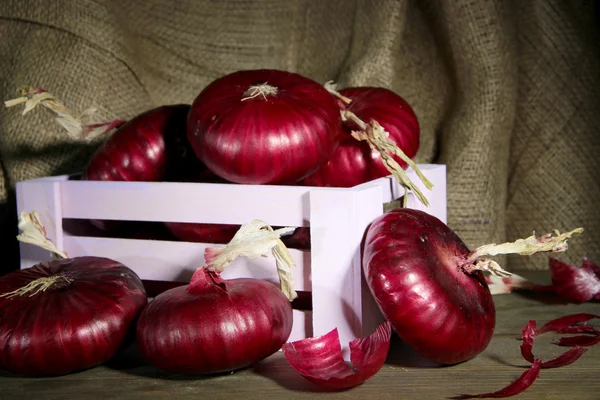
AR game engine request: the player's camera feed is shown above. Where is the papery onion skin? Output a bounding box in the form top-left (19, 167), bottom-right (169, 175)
top-left (362, 208), bottom-right (495, 365)
top-left (301, 87), bottom-right (420, 187)
top-left (0, 257), bottom-right (147, 376)
top-left (187, 69), bottom-right (343, 184)
top-left (136, 268), bottom-right (293, 374)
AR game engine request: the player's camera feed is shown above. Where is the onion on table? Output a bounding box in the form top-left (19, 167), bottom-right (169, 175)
top-left (362, 208), bottom-right (583, 365)
top-left (136, 220), bottom-right (297, 374)
top-left (0, 212), bottom-right (147, 376)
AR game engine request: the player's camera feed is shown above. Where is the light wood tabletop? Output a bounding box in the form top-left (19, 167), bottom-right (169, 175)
top-left (1, 272), bottom-right (599, 400)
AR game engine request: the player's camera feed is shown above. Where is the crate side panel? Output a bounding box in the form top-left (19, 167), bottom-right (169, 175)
top-left (309, 185), bottom-right (383, 360)
top-left (60, 181), bottom-right (312, 226)
top-left (62, 236), bottom-right (311, 291)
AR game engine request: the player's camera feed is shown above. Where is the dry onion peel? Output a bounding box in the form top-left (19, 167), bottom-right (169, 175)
top-left (281, 321), bottom-right (392, 390)
top-left (519, 320), bottom-right (589, 368)
top-left (451, 360), bottom-right (542, 399)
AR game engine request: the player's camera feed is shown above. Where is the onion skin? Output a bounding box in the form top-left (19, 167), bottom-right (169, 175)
top-left (549, 258), bottom-right (600, 303)
top-left (187, 69), bottom-right (343, 184)
top-left (0, 257), bottom-right (147, 376)
top-left (301, 87), bottom-right (420, 187)
top-left (136, 268), bottom-right (293, 374)
top-left (362, 208), bottom-right (495, 365)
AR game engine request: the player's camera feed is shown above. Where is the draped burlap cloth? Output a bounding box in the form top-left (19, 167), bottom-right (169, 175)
top-left (1, 0), bottom-right (598, 274)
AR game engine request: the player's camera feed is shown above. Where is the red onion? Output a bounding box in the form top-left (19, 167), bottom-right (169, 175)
top-left (282, 322), bottom-right (391, 390)
top-left (0, 212), bottom-right (148, 376)
top-left (0, 257), bottom-right (147, 376)
top-left (186, 69), bottom-right (343, 184)
top-left (301, 87), bottom-right (420, 187)
top-left (362, 208), bottom-right (582, 364)
top-left (136, 220), bottom-right (297, 374)
top-left (549, 258), bottom-right (600, 303)
top-left (83, 104), bottom-right (204, 183)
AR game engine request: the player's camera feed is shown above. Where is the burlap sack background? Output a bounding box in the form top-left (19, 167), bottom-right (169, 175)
top-left (1, 0), bottom-right (598, 275)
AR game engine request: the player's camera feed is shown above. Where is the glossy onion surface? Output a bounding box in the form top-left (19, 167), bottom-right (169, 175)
top-left (136, 268), bottom-right (293, 374)
top-left (187, 69), bottom-right (343, 184)
top-left (83, 104), bottom-right (214, 183)
top-left (302, 87), bottom-right (420, 187)
top-left (0, 257), bottom-right (147, 376)
top-left (362, 209), bottom-right (495, 364)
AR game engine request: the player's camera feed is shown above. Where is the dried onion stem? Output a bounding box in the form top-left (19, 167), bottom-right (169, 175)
top-left (324, 81), bottom-right (433, 207)
top-left (463, 228), bottom-right (584, 277)
top-left (4, 86), bottom-right (124, 140)
top-left (204, 220), bottom-right (297, 301)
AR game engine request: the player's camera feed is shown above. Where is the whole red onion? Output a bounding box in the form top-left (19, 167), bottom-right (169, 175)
top-left (136, 221), bottom-right (296, 374)
top-left (362, 208), bottom-right (582, 365)
top-left (136, 268), bottom-right (293, 374)
top-left (83, 104), bottom-right (207, 183)
top-left (362, 208), bottom-right (495, 364)
top-left (0, 257), bottom-right (147, 376)
top-left (186, 69), bottom-right (343, 184)
top-left (301, 87), bottom-right (420, 187)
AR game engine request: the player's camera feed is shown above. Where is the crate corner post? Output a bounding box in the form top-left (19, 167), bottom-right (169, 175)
top-left (16, 177), bottom-right (66, 269)
top-left (309, 184), bottom-right (386, 361)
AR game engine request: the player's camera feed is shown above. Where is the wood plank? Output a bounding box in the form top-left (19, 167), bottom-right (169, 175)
top-left (1, 272), bottom-right (598, 400)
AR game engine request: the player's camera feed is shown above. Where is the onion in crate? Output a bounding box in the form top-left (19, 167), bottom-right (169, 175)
top-left (186, 69), bottom-right (343, 184)
top-left (136, 220), bottom-right (297, 374)
top-left (301, 87), bottom-right (420, 188)
top-left (82, 104), bottom-right (219, 231)
top-left (0, 212), bottom-right (147, 376)
top-left (362, 208), bottom-right (583, 365)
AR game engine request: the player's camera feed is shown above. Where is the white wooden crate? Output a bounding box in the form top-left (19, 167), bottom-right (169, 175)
top-left (16, 164), bottom-right (446, 360)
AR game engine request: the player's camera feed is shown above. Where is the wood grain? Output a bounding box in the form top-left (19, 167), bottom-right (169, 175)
top-left (1, 272), bottom-right (598, 400)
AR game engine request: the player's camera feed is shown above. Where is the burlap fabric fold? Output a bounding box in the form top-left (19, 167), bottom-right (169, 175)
top-left (1, 0), bottom-right (598, 275)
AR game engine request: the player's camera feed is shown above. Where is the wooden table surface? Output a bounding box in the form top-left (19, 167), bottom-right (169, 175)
top-left (1, 274), bottom-right (599, 400)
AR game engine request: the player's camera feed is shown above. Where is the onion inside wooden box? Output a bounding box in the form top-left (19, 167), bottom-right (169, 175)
top-left (16, 164), bottom-right (446, 360)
